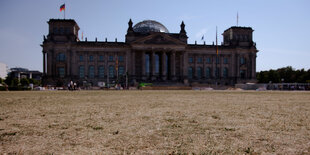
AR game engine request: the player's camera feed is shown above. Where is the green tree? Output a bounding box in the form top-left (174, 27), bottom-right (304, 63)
top-left (0, 77), bottom-right (3, 84)
top-left (20, 78), bottom-right (29, 87)
top-left (11, 78), bottom-right (20, 87)
top-left (28, 78), bottom-right (40, 85)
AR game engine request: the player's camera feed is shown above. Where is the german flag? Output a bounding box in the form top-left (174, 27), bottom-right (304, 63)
top-left (60, 4), bottom-right (65, 12)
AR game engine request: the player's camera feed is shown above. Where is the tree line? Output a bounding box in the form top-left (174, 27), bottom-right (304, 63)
top-left (256, 66), bottom-right (310, 83)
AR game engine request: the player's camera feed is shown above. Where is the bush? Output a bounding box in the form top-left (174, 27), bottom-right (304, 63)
top-left (0, 86), bottom-right (6, 91)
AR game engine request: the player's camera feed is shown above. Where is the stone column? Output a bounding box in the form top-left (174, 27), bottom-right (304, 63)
top-left (43, 51), bottom-right (46, 75)
top-left (47, 52), bottom-right (52, 76)
top-left (52, 50), bottom-right (56, 77)
top-left (251, 53), bottom-right (255, 79)
top-left (236, 54), bottom-right (240, 78)
top-left (151, 51), bottom-right (156, 80)
top-left (194, 55), bottom-right (197, 79)
top-left (66, 50), bottom-right (71, 77)
top-left (202, 55), bottom-right (206, 79)
top-left (231, 53), bottom-right (235, 78)
top-left (132, 51), bottom-right (135, 76)
top-left (183, 51), bottom-right (188, 84)
top-left (253, 53), bottom-right (257, 79)
top-left (142, 51), bottom-right (146, 80)
top-left (95, 52), bottom-right (98, 78)
top-left (161, 51), bottom-right (166, 80)
top-left (171, 51), bottom-right (176, 80)
top-left (104, 53), bottom-right (108, 81)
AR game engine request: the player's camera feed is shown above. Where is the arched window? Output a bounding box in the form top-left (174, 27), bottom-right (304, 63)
top-left (206, 67), bottom-right (211, 79)
top-left (79, 66), bottom-right (84, 78)
top-left (223, 67), bottom-right (228, 78)
top-left (98, 66), bottom-right (104, 78)
top-left (89, 66), bottom-right (94, 78)
top-left (109, 65), bottom-right (114, 78)
top-left (188, 67), bottom-right (193, 79)
top-left (197, 67), bottom-right (202, 79)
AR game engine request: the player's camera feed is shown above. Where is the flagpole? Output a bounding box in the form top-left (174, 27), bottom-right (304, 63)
top-left (237, 12), bottom-right (239, 26)
top-left (64, 6), bottom-right (66, 19)
top-left (216, 26), bottom-right (218, 89)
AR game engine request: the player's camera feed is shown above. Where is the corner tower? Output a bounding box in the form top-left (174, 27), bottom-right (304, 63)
top-left (222, 26), bottom-right (254, 47)
top-left (45, 19), bottom-right (80, 42)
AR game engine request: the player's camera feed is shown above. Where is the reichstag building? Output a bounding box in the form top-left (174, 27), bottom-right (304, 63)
top-left (41, 19), bottom-right (258, 87)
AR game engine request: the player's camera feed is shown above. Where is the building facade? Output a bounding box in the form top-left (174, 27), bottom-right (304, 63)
top-left (0, 62), bottom-right (8, 79)
top-left (41, 19), bottom-right (258, 87)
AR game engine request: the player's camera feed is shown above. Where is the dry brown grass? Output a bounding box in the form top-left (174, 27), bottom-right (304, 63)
top-left (0, 90), bottom-right (310, 154)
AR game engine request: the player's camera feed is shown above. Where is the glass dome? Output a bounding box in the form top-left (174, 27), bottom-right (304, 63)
top-left (133, 20), bottom-right (169, 33)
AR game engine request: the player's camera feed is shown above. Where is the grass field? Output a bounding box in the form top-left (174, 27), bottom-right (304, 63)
top-left (1, 90), bottom-right (310, 154)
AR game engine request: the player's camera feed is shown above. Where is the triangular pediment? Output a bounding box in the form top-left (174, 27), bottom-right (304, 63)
top-left (131, 33), bottom-right (186, 45)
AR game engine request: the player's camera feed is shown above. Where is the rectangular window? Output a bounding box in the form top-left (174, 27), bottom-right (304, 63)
top-left (58, 67), bottom-right (65, 78)
top-left (215, 67), bottom-right (219, 78)
top-left (197, 57), bottom-right (203, 63)
top-left (188, 67), bottom-right (193, 79)
top-left (109, 65), bottom-right (114, 78)
top-left (224, 57), bottom-right (228, 64)
top-left (79, 55), bottom-right (84, 62)
top-left (89, 66), bottom-right (94, 78)
top-left (197, 67), bottom-right (202, 79)
top-left (206, 57), bottom-right (211, 64)
top-left (98, 66), bottom-right (104, 78)
top-left (57, 53), bottom-right (66, 62)
top-left (89, 55), bottom-right (94, 62)
top-left (119, 66), bottom-right (125, 76)
top-left (216, 57), bottom-right (220, 64)
top-left (223, 68), bottom-right (228, 78)
top-left (109, 56), bottom-right (114, 62)
top-left (118, 56), bottom-right (124, 62)
top-left (189, 57), bottom-right (193, 63)
top-left (99, 55), bottom-right (104, 61)
top-left (79, 66), bottom-right (85, 78)
top-left (240, 57), bottom-right (245, 65)
top-left (206, 67), bottom-right (211, 79)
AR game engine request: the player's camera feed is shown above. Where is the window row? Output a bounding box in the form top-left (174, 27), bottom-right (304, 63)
top-left (79, 65), bottom-right (125, 78)
top-left (56, 53), bottom-right (125, 62)
top-left (188, 57), bottom-right (229, 64)
top-left (79, 55), bottom-right (124, 62)
top-left (53, 27), bottom-right (71, 35)
top-left (188, 67), bottom-right (229, 79)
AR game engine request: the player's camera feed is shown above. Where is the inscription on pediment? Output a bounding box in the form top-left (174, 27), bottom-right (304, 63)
top-left (144, 35), bottom-right (177, 45)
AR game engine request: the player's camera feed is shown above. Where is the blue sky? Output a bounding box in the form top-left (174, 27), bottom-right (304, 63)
top-left (0, 0), bottom-right (309, 72)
